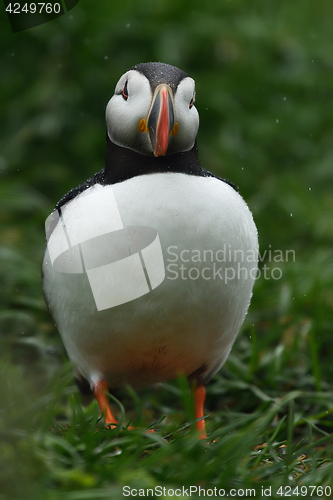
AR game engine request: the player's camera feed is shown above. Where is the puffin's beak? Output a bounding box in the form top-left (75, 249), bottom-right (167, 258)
top-left (147, 84), bottom-right (175, 157)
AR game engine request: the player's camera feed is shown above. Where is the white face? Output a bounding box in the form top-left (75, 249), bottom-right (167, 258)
top-left (106, 69), bottom-right (199, 156)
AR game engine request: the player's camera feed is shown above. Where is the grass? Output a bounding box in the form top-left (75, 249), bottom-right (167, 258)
top-left (1, 293), bottom-right (333, 499)
top-left (1, 0), bottom-right (333, 498)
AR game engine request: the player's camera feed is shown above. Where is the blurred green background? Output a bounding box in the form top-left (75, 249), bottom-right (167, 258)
top-left (1, 0), bottom-right (333, 498)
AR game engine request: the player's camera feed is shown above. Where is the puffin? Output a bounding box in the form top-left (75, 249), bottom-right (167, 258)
top-left (42, 62), bottom-right (258, 439)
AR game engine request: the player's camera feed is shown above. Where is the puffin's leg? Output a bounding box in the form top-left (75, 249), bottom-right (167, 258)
top-left (93, 379), bottom-right (156, 433)
top-left (93, 379), bottom-right (118, 428)
top-left (194, 384), bottom-right (207, 440)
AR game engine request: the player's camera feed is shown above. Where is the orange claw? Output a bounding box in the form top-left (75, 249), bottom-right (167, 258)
top-left (194, 384), bottom-right (207, 440)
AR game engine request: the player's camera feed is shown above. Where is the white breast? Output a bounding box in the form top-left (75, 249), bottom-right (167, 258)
top-left (42, 173), bottom-right (258, 389)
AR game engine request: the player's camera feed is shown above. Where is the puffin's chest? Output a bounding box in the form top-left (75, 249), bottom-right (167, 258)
top-left (46, 172), bottom-right (255, 285)
top-left (44, 172), bottom-right (257, 317)
top-left (42, 173), bottom-right (258, 387)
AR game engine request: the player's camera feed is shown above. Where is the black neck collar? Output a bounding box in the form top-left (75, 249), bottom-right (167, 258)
top-left (55, 134), bottom-right (236, 211)
top-left (104, 133), bottom-right (208, 184)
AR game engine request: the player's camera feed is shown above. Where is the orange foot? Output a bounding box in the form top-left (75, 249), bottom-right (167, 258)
top-left (93, 379), bottom-right (120, 429)
top-left (194, 384), bottom-right (208, 440)
top-left (94, 379), bottom-right (209, 440)
top-left (93, 379), bottom-right (155, 433)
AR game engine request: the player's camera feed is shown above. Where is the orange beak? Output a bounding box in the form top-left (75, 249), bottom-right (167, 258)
top-left (147, 84), bottom-right (175, 157)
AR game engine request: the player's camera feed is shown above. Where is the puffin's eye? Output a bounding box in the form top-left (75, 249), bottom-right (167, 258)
top-left (189, 97), bottom-right (194, 109)
top-left (122, 81), bottom-right (129, 101)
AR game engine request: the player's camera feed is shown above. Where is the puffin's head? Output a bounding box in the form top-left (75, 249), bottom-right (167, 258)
top-left (106, 62), bottom-right (199, 157)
